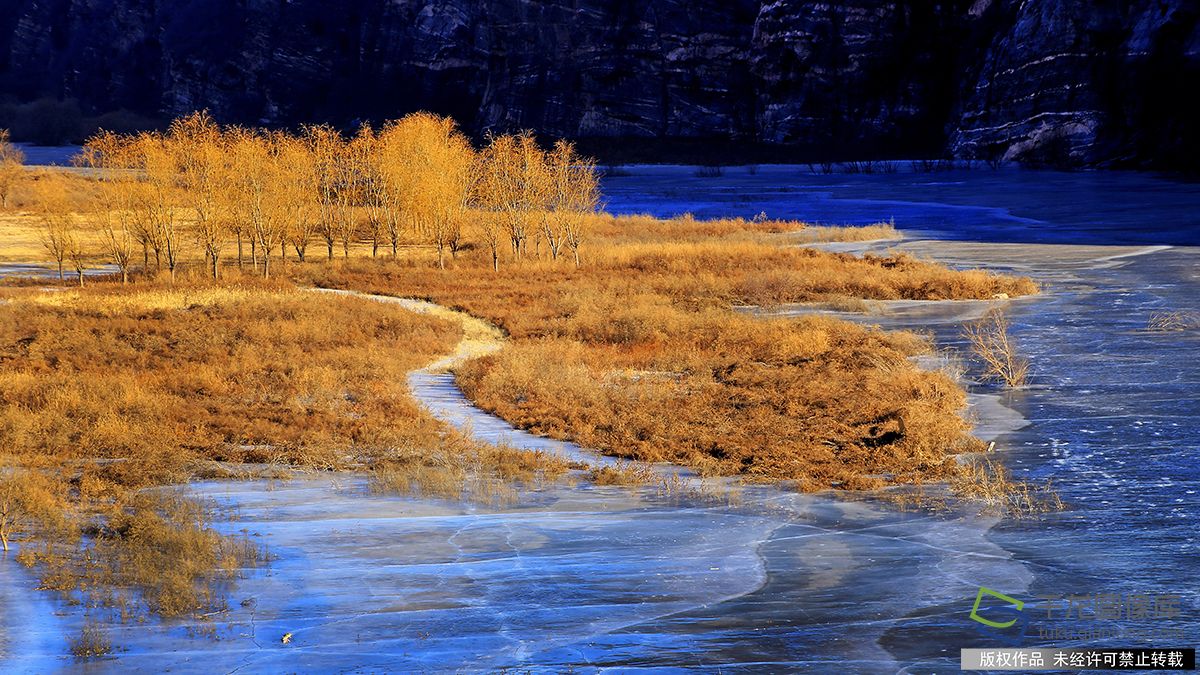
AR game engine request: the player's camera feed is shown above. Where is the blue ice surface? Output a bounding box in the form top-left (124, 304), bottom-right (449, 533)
top-left (601, 164), bottom-right (1200, 247)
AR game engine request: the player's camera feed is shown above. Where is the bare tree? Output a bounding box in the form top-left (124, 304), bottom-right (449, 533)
top-left (0, 129), bottom-right (24, 209)
top-left (305, 125), bottom-right (344, 260)
top-left (66, 232), bottom-right (88, 287)
top-left (34, 175), bottom-right (75, 280)
top-left (554, 142), bottom-right (600, 268)
top-left (79, 132), bottom-right (136, 283)
top-left (170, 112), bottom-right (227, 278)
top-left (277, 134), bottom-right (318, 262)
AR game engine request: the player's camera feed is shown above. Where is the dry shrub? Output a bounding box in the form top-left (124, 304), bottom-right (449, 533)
top-left (962, 308), bottom-right (1029, 387)
top-left (588, 462), bottom-right (658, 486)
top-left (69, 621), bottom-right (112, 659)
top-left (293, 228), bottom-right (1036, 493)
top-left (787, 220), bottom-right (900, 243)
top-left (83, 494), bottom-right (268, 617)
top-left (952, 458), bottom-right (1064, 517)
top-left (1146, 310), bottom-right (1199, 332)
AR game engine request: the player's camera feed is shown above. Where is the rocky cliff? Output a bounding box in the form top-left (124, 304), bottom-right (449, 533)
top-left (0, 0), bottom-right (1196, 167)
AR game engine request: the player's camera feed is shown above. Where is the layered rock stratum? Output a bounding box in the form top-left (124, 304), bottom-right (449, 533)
top-left (1, 0), bottom-right (1196, 167)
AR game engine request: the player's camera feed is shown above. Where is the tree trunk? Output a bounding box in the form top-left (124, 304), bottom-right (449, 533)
top-left (211, 253), bottom-right (219, 280)
top-left (492, 248), bottom-right (499, 272)
top-left (57, 260), bottom-right (64, 281)
top-left (236, 233), bottom-right (244, 269)
top-left (250, 238), bottom-right (258, 273)
top-left (327, 240), bottom-right (334, 260)
top-left (437, 243), bottom-right (445, 269)
top-left (121, 267), bottom-right (128, 284)
top-left (573, 248), bottom-right (580, 268)
top-left (77, 269), bottom-right (84, 287)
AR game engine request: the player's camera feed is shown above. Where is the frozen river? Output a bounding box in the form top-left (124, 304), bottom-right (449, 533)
top-left (2, 165), bottom-right (1197, 672)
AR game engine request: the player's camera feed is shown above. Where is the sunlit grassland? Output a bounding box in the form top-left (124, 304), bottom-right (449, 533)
top-left (0, 113), bottom-right (1050, 647)
top-left (0, 281), bottom-right (567, 626)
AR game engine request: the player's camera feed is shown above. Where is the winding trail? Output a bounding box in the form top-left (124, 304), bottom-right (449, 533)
top-left (312, 288), bottom-right (618, 469)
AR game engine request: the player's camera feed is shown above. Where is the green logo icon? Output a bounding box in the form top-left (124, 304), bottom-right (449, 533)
top-left (970, 586), bottom-right (1025, 628)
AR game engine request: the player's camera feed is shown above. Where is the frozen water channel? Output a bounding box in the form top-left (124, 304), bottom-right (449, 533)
top-left (2, 165), bottom-right (1198, 672)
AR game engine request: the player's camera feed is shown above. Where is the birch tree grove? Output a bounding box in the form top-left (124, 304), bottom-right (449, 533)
top-left (58, 111), bottom-right (602, 279)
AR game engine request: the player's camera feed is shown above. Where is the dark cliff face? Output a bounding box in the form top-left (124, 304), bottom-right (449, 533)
top-left (0, 0), bottom-right (1196, 168)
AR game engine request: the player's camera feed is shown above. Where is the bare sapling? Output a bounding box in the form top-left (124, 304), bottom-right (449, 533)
top-left (962, 308), bottom-right (1029, 387)
top-left (34, 175), bottom-right (76, 280)
top-left (558, 143), bottom-right (599, 268)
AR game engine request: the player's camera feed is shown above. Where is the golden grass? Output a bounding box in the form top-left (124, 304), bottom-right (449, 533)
top-left (0, 280), bottom-right (575, 626)
top-left (294, 231), bottom-right (1037, 491)
top-left (786, 221), bottom-right (902, 243)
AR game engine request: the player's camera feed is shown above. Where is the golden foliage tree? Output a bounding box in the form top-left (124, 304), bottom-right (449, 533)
top-left (384, 113), bottom-right (475, 268)
top-left (547, 140), bottom-right (600, 267)
top-left (71, 111), bottom-right (600, 276)
top-left (304, 125), bottom-right (345, 261)
top-left (127, 132), bottom-right (184, 281)
top-left (227, 130), bottom-right (293, 279)
top-left (169, 111), bottom-right (228, 279)
top-left (276, 133), bottom-right (318, 262)
top-left (79, 131), bottom-right (136, 283)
